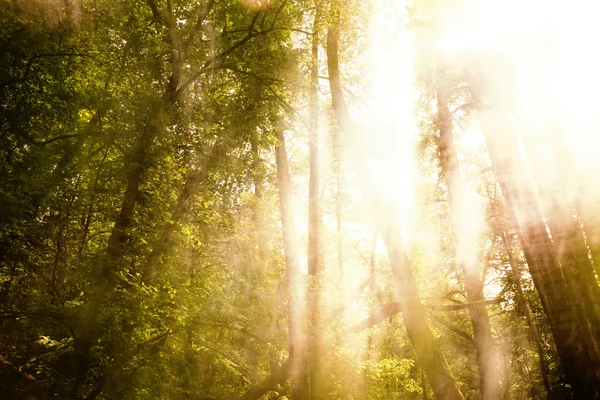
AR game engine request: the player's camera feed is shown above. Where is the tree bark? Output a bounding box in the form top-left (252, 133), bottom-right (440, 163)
top-left (76, 80), bottom-right (179, 398)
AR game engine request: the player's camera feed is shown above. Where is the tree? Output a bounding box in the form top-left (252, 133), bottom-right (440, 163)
top-left (326, 1), bottom-right (464, 398)
top-left (1, 0), bottom-right (598, 399)
top-left (464, 52), bottom-right (600, 398)
top-left (436, 53), bottom-right (500, 399)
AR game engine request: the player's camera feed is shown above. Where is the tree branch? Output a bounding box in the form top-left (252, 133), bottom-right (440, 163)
top-left (429, 315), bottom-right (475, 346)
top-left (1, 53), bottom-right (103, 89)
top-left (0, 310), bottom-right (76, 337)
top-left (268, 0), bottom-right (289, 30)
top-left (146, 0), bottom-right (168, 25)
top-left (430, 298), bottom-right (502, 312)
top-left (12, 130), bottom-right (79, 146)
top-left (344, 301), bottom-right (401, 335)
top-left (176, 19), bottom-right (273, 94)
top-left (186, 0), bottom-right (216, 46)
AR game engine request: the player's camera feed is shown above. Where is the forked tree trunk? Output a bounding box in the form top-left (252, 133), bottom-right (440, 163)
top-left (326, 4), bottom-right (464, 399)
top-left (435, 56), bottom-right (500, 399)
top-left (464, 53), bottom-right (600, 399)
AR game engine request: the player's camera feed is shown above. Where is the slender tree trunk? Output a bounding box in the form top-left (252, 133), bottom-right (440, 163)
top-left (580, 202), bottom-right (600, 271)
top-left (435, 56), bottom-right (500, 399)
top-left (500, 232), bottom-right (550, 394)
top-left (326, 5), bottom-right (464, 399)
top-left (464, 54), bottom-right (600, 398)
top-left (363, 232), bottom-right (378, 398)
top-left (70, 1), bottom-right (263, 394)
top-left (103, 0), bottom-right (186, 286)
top-left (250, 132), bottom-right (264, 200)
top-left (307, 6), bottom-right (324, 398)
top-left (336, 173), bottom-right (343, 277)
top-left (77, 145), bottom-right (111, 267)
top-left (422, 369), bottom-right (429, 400)
top-left (275, 131), bottom-right (309, 399)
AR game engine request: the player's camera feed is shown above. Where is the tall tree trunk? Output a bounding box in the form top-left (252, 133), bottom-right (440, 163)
top-left (75, 85), bottom-right (178, 397)
top-left (503, 68), bottom-right (600, 347)
top-left (78, 8), bottom-right (184, 384)
top-left (275, 131), bottom-right (310, 399)
top-left (498, 59), bottom-right (600, 348)
top-left (363, 232), bottom-right (378, 398)
top-left (326, 5), bottom-right (464, 399)
top-left (104, 93), bottom-right (174, 279)
top-left (336, 173), bottom-right (344, 277)
top-left (464, 54), bottom-right (600, 399)
top-left (435, 56), bottom-right (500, 399)
top-left (307, 5), bottom-right (324, 398)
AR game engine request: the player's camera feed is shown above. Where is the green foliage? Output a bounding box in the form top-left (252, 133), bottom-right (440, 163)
top-left (0, 0), bottom-right (590, 399)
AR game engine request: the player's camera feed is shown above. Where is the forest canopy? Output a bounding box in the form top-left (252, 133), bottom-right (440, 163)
top-left (1, 0), bottom-right (599, 399)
